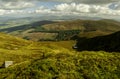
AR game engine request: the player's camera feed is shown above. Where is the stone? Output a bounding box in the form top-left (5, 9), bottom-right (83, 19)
top-left (5, 61), bottom-right (13, 68)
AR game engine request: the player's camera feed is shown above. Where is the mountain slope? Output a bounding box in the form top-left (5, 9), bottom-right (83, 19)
top-left (0, 51), bottom-right (120, 79)
top-left (0, 33), bottom-right (120, 79)
top-left (1, 19), bottom-right (120, 41)
top-left (41, 19), bottom-right (120, 31)
top-left (76, 31), bottom-right (120, 52)
top-left (0, 20), bottom-right (55, 33)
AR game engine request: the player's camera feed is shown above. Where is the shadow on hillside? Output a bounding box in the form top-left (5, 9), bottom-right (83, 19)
top-left (0, 20), bottom-right (55, 33)
top-left (75, 31), bottom-right (120, 52)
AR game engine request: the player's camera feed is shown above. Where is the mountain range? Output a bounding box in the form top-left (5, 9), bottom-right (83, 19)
top-left (0, 19), bottom-right (120, 41)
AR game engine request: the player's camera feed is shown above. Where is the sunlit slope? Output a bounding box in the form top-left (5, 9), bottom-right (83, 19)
top-left (0, 51), bottom-right (120, 79)
top-left (0, 33), bottom-right (32, 66)
top-left (0, 33), bottom-right (29, 48)
top-left (41, 19), bottom-right (120, 38)
top-left (0, 33), bottom-right (120, 79)
top-left (42, 19), bottom-right (120, 31)
top-left (0, 33), bottom-right (70, 66)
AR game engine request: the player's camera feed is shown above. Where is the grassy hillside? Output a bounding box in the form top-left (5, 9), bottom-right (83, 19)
top-left (1, 19), bottom-right (120, 41)
top-left (0, 33), bottom-right (32, 66)
top-left (39, 40), bottom-right (76, 50)
top-left (0, 50), bottom-right (120, 79)
top-left (0, 33), bottom-right (120, 79)
top-left (76, 30), bottom-right (120, 52)
top-left (41, 19), bottom-right (120, 39)
top-left (25, 19), bottom-right (120, 40)
top-left (0, 20), bottom-right (55, 33)
top-left (41, 19), bottom-right (120, 31)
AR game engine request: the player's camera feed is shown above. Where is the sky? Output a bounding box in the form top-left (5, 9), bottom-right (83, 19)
top-left (0, 0), bottom-right (120, 20)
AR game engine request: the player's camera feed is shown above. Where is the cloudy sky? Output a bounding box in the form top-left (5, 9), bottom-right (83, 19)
top-left (0, 0), bottom-right (120, 20)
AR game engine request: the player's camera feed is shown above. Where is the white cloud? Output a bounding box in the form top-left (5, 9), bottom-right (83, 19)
top-left (35, 6), bottom-right (51, 13)
top-left (0, 9), bottom-right (6, 15)
top-left (0, 0), bottom-right (120, 20)
top-left (0, 1), bottom-right (35, 9)
top-left (31, 0), bottom-right (120, 4)
top-left (1, 2), bottom-right (120, 17)
top-left (20, 3), bottom-right (118, 19)
top-left (33, 0), bottom-right (120, 4)
top-left (52, 3), bottom-right (120, 16)
top-left (1, 0), bottom-right (120, 4)
top-left (54, 3), bottom-right (90, 12)
top-left (0, 9), bottom-right (24, 15)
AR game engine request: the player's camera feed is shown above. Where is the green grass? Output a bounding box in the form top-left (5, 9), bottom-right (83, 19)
top-left (0, 51), bottom-right (120, 79)
top-left (41, 19), bottom-right (120, 32)
top-left (0, 33), bottom-right (120, 79)
top-left (39, 40), bottom-right (76, 50)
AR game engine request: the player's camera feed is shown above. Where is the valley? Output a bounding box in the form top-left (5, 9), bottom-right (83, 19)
top-left (1, 19), bottom-right (120, 41)
top-left (1, 0), bottom-right (120, 78)
top-left (0, 32), bottom-right (120, 79)
top-left (0, 19), bottom-right (120, 79)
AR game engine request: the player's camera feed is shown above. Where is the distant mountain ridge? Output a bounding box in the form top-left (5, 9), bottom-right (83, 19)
top-left (1, 19), bottom-right (120, 41)
top-left (41, 19), bottom-right (120, 31)
top-left (0, 20), bottom-right (55, 33)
